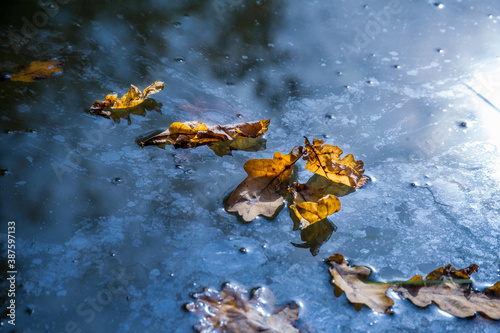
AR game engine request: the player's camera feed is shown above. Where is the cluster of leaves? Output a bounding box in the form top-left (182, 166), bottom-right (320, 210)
top-left (185, 283), bottom-right (304, 333)
top-left (2, 59), bottom-right (62, 82)
top-left (326, 253), bottom-right (500, 319)
top-left (225, 137), bottom-right (368, 229)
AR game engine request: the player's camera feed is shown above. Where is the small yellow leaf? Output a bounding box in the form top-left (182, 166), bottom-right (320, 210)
top-left (289, 184), bottom-right (341, 228)
top-left (91, 80), bottom-right (164, 110)
top-left (10, 59), bottom-right (62, 82)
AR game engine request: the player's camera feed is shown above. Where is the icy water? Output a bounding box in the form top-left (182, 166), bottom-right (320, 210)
top-left (1, 0), bottom-right (500, 332)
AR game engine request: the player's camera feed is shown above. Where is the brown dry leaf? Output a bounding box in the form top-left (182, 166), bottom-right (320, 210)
top-left (186, 283), bottom-right (301, 333)
top-left (304, 137), bottom-right (369, 188)
top-left (9, 59), bottom-right (62, 82)
top-left (289, 183), bottom-right (341, 228)
top-left (326, 253), bottom-right (394, 314)
top-left (139, 119), bottom-right (269, 153)
top-left (90, 80), bottom-right (164, 111)
top-left (393, 264), bottom-right (500, 319)
top-left (225, 146), bottom-right (305, 222)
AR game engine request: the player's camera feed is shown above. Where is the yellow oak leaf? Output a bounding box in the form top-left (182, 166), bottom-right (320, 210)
top-left (304, 137), bottom-right (368, 188)
top-left (91, 80), bottom-right (164, 111)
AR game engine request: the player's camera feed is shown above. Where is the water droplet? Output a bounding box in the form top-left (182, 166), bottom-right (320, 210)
top-left (344, 85), bottom-right (350, 89)
top-left (325, 114), bottom-right (335, 119)
top-left (394, 65), bottom-right (401, 69)
top-left (173, 22), bottom-right (181, 27)
top-left (370, 53), bottom-right (376, 57)
top-left (174, 57), bottom-right (185, 62)
top-left (436, 48), bottom-right (444, 53)
top-left (337, 71), bottom-right (343, 76)
top-left (322, 134), bottom-right (330, 138)
top-left (488, 14), bottom-right (493, 19)
top-left (0, 169), bottom-right (8, 176)
top-left (175, 165), bottom-right (183, 169)
top-left (226, 81), bottom-right (234, 86)
top-left (239, 247), bottom-right (247, 253)
top-left (112, 177), bottom-right (123, 184)
top-left (433, 2), bottom-right (445, 9)
top-left (236, 114), bottom-right (243, 118)
top-left (459, 121), bottom-right (468, 128)
top-left (110, 252), bottom-right (116, 257)
top-left (224, 54), bottom-right (230, 59)
top-left (366, 80), bottom-right (374, 85)
top-left (170, 273), bottom-right (175, 277)
top-left (26, 307), bottom-right (35, 315)
top-left (411, 182), bottom-right (419, 187)
top-left (241, 55), bottom-right (249, 60)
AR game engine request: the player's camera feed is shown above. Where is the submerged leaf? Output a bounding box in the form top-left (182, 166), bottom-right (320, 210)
top-left (90, 80), bottom-right (164, 111)
top-left (304, 138), bottom-right (368, 188)
top-left (393, 264), bottom-right (500, 319)
top-left (225, 146), bottom-right (305, 222)
top-left (9, 59), bottom-right (62, 82)
top-left (291, 219), bottom-right (337, 256)
top-left (289, 183), bottom-right (341, 228)
top-left (186, 283), bottom-right (301, 333)
top-left (326, 253), bottom-right (394, 314)
top-left (139, 119), bottom-right (269, 154)
top-left (209, 136), bottom-right (267, 156)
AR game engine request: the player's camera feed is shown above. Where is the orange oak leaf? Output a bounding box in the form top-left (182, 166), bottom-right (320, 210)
top-left (225, 146), bottom-right (305, 221)
top-left (90, 80), bottom-right (164, 111)
top-left (393, 264), bottom-right (500, 319)
top-left (9, 59), bottom-right (62, 82)
top-left (304, 137), bottom-right (368, 188)
top-left (186, 283), bottom-right (301, 333)
top-left (326, 253), bottom-right (394, 314)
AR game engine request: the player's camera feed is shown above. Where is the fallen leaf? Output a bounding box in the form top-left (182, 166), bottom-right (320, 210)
top-left (139, 119), bottom-right (270, 153)
top-left (305, 174), bottom-right (355, 197)
top-left (289, 183), bottom-right (341, 228)
top-left (9, 59), bottom-right (62, 82)
top-left (225, 146), bottom-right (305, 221)
top-left (89, 98), bottom-right (162, 124)
top-left (291, 219), bottom-right (337, 256)
top-left (304, 137), bottom-right (369, 188)
top-left (393, 264), bottom-right (500, 319)
top-left (326, 253), bottom-right (394, 314)
top-left (186, 282), bottom-right (301, 333)
top-left (90, 80), bottom-right (164, 111)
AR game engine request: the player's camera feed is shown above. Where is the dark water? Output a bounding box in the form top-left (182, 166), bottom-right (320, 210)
top-left (1, 0), bottom-right (500, 332)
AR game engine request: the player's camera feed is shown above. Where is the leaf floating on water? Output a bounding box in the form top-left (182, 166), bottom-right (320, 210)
top-left (140, 119), bottom-right (269, 154)
top-left (186, 282), bottom-right (301, 333)
top-left (289, 183), bottom-right (341, 228)
top-left (90, 80), bottom-right (164, 111)
top-left (9, 59), bottom-right (62, 82)
top-left (89, 98), bottom-right (162, 124)
top-left (304, 137), bottom-right (368, 188)
top-left (393, 264), bottom-right (500, 319)
top-left (325, 253), bottom-right (394, 314)
top-left (225, 146), bottom-right (305, 222)
top-left (291, 218), bottom-right (337, 256)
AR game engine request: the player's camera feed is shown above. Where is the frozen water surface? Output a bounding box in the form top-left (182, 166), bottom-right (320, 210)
top-left (1, 0), bottom-right (500, 332)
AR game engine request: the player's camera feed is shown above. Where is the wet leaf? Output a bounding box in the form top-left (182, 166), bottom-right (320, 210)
top-left (393, 264), bottom-right (500, 319)
top-left (9, 59), bottom-right (62, 82)
top-left (139, 119), bottom-right (270, 153)
top-left (291, 218), bottom-right (337, 256)
top-left (90, 80), bottom-right (164, 111)
top-left (304, 137), bottom-right (369, 188)
top-left (225, 146), bottom-right (305, 221)
top-left (289, 183), bottom-right (341, 228)
top-left (186, 282), bottom-right (301, 333)
top-left (305, 174), bottom-right (355, 197)
top-left (89, 98), bottom-right (162, 124)
top-left (326, 253), bottom-right (394, 314)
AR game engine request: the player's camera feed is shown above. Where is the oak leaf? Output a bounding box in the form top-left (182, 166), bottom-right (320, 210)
top-left (9, 59), bottom-right (62, 82)
top-left (393, 264), bottom-right (500, 319)
top-left (326, 253), bottom-right (394, 314)
top-left (289, 183), bottom-right (341, 228)
top-left (225, 146), bottom-right (305, 222)
top-left (89, 98), bottom-right (162, 124)
top-left (291, 219), bottom-right (337, 256)
top-left (186, 283), bottom-right (300, 333)
top-left (139, 119), bottom-right (269, 154)
top-left (304, 138), bottom-right (368, 188)
top-left (90, 80), bottom-right (164, 111)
